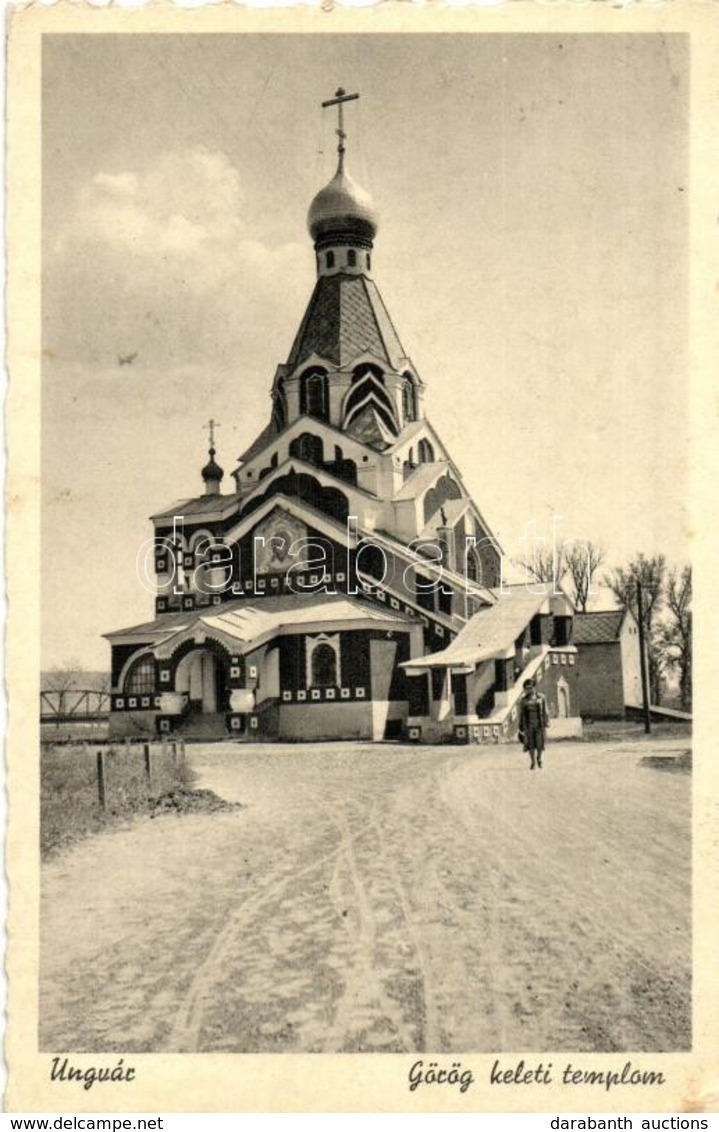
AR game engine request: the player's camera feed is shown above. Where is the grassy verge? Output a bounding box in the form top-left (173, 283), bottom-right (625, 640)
top-left (582, 719), bottom-right (692, 743)
top-left (41, 742), bottom-right (194, 859)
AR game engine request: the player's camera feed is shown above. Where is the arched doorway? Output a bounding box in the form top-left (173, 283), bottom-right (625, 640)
top-left (175, 648), bottom-right (225, 715)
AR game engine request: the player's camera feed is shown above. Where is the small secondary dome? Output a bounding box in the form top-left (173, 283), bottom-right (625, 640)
top-left (308, 165), bottom-right (379, 248)
top-left (202, 448), bottom-right (224, 483)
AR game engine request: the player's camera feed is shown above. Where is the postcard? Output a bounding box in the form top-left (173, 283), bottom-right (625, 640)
top-left (5, 2), bottom-right (717, 1114)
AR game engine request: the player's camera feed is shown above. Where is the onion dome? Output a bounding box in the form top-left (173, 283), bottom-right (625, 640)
top-left (307, 163), bottom-right (379, 251)
top-left (201, 447), bottom-right (224, 495)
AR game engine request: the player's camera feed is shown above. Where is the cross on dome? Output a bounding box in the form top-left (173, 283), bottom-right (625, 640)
top-left (203, 418), bottom-right (221, 447)
top-left (321, 87), bottom-right (359, 173)
top-left (308, 87), bottom-right (378, 256)
top-left (201, 419), bottom-right (224, 494)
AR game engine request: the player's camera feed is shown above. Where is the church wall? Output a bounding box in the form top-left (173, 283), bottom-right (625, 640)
top-left (339, 631), bottom-right (371, 688)
top-left (372, 701), bottom-right (408, 740)
top-left (407, 674), bottom-right (430, 717)
top-left (328, 372), bottom-right (352, 427)
top-left (369, 637), bottom-right (398, 704)
top-left (241, 641), bottom-right (279, 707)
top-left (271, 629), bottom-right (414, 740)
top-left (279, 701), bottom-right (375, 741)
top-left (278, 629), bottom-right (376, 694)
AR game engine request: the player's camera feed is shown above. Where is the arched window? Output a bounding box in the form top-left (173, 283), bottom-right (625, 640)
top-left (347, 249), bottom-right (357, 268)
top-left (125, 655), bottom-right (155, 695)
top-left (311, 643), bottom-right (337, 687)
top-left (417, 438), bottom-right (435, 463)
top-left (300, 369), bottom-right (329, 422)
top-left (290, 432), bottom-right (324, 466)
top-left (402, 374), bottom-right (417, 423)
top-left (466, 547), bottom-right (480, 584)
top-left (326, 251), bottom-right (335, 269)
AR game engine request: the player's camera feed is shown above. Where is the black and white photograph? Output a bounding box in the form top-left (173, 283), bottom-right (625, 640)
top-left (6, 6), bottom-right (716, 1114)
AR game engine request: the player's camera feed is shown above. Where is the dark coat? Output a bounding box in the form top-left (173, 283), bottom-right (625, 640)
top-left (519, 691), bottom-right (549, 752)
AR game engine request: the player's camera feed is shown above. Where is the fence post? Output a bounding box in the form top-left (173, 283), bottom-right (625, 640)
top-left (96, 750), bottom-right (106, 811)
top-left (143, 742), bottom-right (152, 790)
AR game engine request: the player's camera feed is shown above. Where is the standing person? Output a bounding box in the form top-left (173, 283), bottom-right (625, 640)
top-left (519, 678), bottom-right (550, 770)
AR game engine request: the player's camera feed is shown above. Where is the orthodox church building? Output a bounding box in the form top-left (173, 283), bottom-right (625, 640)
top-left (106, 92), bottom-right (582, 744)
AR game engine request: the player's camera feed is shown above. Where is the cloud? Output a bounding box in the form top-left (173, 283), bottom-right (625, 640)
top-left (92, 171), bottom-right (139, 197)
top-left (46, 147), bottom-right (309, 366)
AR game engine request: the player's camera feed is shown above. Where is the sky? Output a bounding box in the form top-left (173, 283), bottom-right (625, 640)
top-left (41, 32), bottom-right (689, 670)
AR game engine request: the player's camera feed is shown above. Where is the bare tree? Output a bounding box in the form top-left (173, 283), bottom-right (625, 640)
top-left (520, 545), bottom-right (568, 588)
top-left (44, 661), bottom-right (82, 726)
top-left (658, 565), bottom-right (692, 711)
top-left (86, 670), bottom-right (112, 712)
top-left (87, 671), bottom-right (111, 693)
top-left (564, 541), bottom-right (605, 613)
top-left (604, 554), bottom-right (667, 704)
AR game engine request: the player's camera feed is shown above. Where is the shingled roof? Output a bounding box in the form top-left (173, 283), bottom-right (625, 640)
top-left (286, 273), bottom-right (406, 372)
top-left (573, 610), bottom-right (625, 644)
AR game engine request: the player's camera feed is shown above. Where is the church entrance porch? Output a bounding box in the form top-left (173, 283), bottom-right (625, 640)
top-left (175, 648), bottom-right (224, 717)
top-left (171, 648), bottom-right (228, 740)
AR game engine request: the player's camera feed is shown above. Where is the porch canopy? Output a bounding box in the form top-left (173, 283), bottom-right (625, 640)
top-left (105, 593), bottom-right (414, 660)
top-left (401, 585), bottom-right (553, 672)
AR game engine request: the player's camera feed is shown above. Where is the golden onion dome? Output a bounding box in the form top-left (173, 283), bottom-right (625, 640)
top-left (307, 164), bottom-right (379, 246)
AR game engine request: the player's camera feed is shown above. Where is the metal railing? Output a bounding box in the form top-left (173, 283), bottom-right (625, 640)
top-left (40, 689), bottom-right (111, 723)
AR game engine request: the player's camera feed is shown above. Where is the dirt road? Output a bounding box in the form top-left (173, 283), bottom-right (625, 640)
top-left (40, 737), bottom-right (691, 1053)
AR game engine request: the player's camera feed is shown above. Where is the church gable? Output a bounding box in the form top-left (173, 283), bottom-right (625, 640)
top-left (344, 403), bottom-right (396, 449)
top-left (225, 495), bottom-right (352, 556)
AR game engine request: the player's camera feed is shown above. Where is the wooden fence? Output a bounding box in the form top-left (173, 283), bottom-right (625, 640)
top-left (41, 738), bottom-right (189, 857)
top-left (92, 739), bottom-right (187, 810)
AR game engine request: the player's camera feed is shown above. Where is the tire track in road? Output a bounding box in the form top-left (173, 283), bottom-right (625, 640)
top-left (304, 784), bottom-right (439, 1053)
top-left (305, 786), bottom-right (424, 1053)
top-left (421, 757), bottom-right (515, 1050)
top-left (320, 806), bottom-right (386, 1052)
top-left (366, 803), bottom-right (441, 1051)
top-left (166, 842), bottom-right (341, 1052)
top-left (438, 755), bottom-right (689, 1049)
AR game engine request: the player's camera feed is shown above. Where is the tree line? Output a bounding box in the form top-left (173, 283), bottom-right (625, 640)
top-left (524, 545), bottom-right (692, 711)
